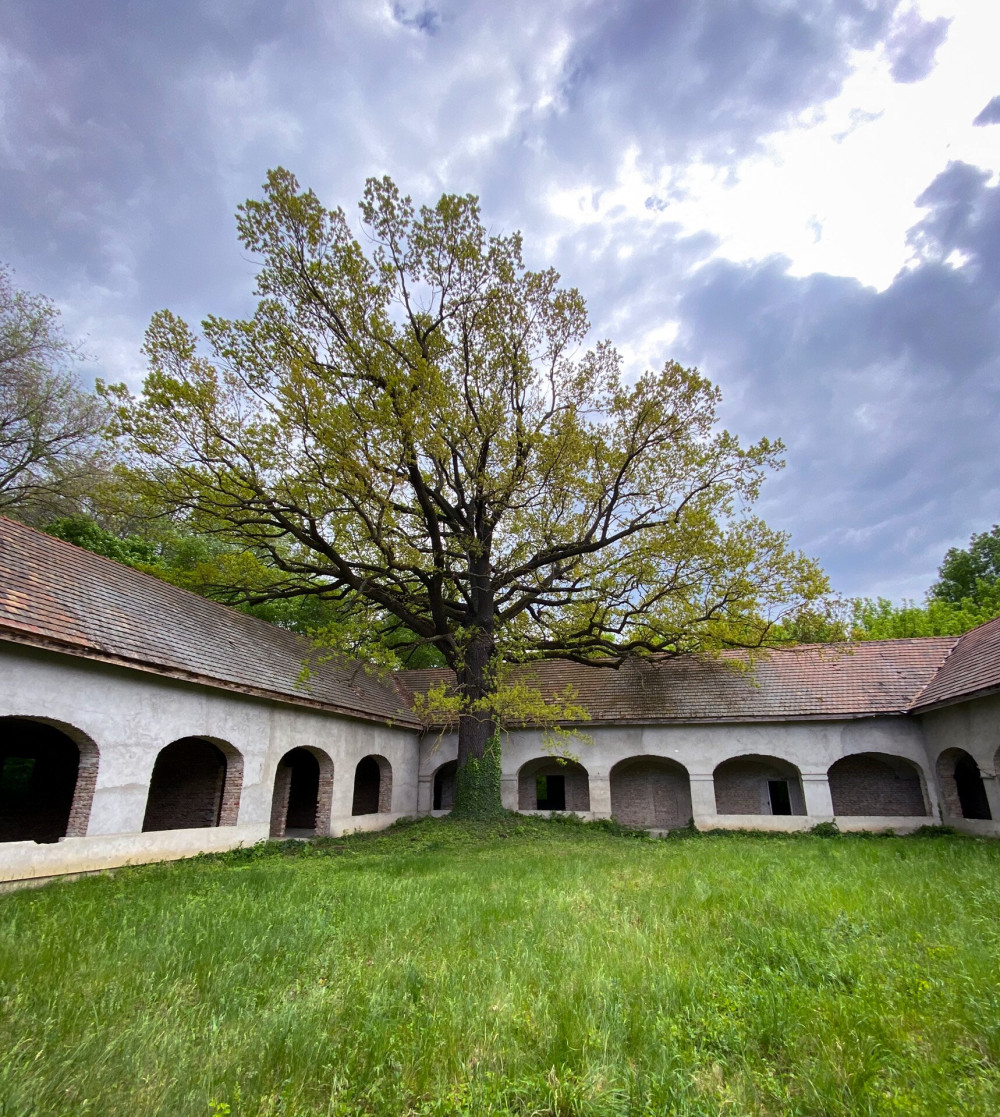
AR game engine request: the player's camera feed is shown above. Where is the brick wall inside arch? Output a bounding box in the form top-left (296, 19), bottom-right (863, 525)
top-left (829, 754), bottom-right (927, 816)
top-left (143, 738), bottom-right (243, 832)
top-left (714, 757), bottom-right (805, 815)
top-left (610, 759), bottom-right (692, 829)
top-left (352, 755), bottom-right (393, 815)
top-left (269, 747), bottom-right (334, 837)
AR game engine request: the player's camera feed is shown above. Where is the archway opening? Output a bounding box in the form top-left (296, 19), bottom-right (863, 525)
top-left (713, 755), bottom-right (805, 816)
top-left (433, 760), bottom-right (457, 811)
top-left (828, 753), bottom-right (929, 816)
top-left (143, 737), bottom-right (240, 832)
top-left (937, 749), bottom-right (991, 820)
top-left (517, 758), bottom-right (591, 812)
top-left (0, 718), bottom-right (95, 843)
top-left (270, 747), bottom-right (332, 838)
top-left (352, 755), bottom-right (392, 815)
top-left (610, 756), bottom-right (692, 829)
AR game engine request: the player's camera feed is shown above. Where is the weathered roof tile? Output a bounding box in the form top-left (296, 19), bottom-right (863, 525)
top-left (2, 515), bottom-right (994, 727)
top-left (397, 636), bottom-right (959, 726)
top-left (910, 614), bottom-right (1000, 710)
top-left (0, 517), bottom-right (419, 727)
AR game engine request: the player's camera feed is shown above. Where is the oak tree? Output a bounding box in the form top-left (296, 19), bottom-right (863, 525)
top-left (104, 170), bottom-right (827, 816)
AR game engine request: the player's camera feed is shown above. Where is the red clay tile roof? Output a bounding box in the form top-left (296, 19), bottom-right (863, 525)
top-left (397, 636), bottom-right (959, 726)
top-left (910, 614), bottom-right (1000, 710)
top-left (0, 516), bottom-right (420, 727)
top-left (2, 515), bottom-right (991, 727)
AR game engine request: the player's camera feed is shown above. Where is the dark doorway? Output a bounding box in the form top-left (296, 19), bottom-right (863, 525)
top-left (0, 720), bottom-right (81, 843)
top-left (433, 761), bottom-right (457, 810)
top-left (143, 738), bottom-right (227, 832)
top-left (537, 774), bottom-right (566, 810)
top-left (955, 755), bottom-right (992, 820)
top-left (518, 759), bottom-right (590, 812)
top-left (768, 780), bottom-right (792, 816)
top-left (352, 756), bottom-right (381, 815)
top-left (285, 748), bottom-right (321, 832)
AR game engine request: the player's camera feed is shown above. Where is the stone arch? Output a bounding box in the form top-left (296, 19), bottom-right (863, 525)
top-left (269, 746), bottom-right (334, 838)
top-left (142, 736), bottom-right (244, 832)
top-left (828, 752), bottom-right (929, 817)
top-left (352, 754), bottom-right (393, 815)
top-left (432, 759), bottom-right (458, 811)
top-left (0, 716), bottom-right (100, 843)
top-left (936, 748), bottom-right (992, 820)
top-left (610, 756), bottom-right (692, 829)
top-left (517, 757), bottom-right (591, 812)
top-left (713, 754), bottom-right (805, 815)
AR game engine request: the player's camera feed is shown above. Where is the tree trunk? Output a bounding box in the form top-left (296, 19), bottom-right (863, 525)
top-left (451, 629), bottom-right (505, 818)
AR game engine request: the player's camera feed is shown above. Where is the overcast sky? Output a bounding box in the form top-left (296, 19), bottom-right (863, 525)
top-left (1, 0), bottom-right (997, 602)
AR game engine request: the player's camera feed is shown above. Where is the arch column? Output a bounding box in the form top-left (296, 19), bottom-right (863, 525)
top-left (588, 772), bottom-right (612, 816)
top-left (981, 769), bottom-right (1000, 821)
top-left (689, 772), bottom-right (717, 823)
top-left (418, 774), bottom-right (433, 813)
top-left (501, 774), bottom-right (518, 810)
top-left (800, 771), bottom-right (835, 819)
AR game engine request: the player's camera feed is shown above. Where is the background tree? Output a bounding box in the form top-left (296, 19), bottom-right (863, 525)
top-left (930, 525), bottom-right (1000, 608)
top-left (0, 264), bottom-right (106, 523)
top-left (776, 524), bottom-right (1000, 644)
top-left (103, 170), bottom-right (827, 816)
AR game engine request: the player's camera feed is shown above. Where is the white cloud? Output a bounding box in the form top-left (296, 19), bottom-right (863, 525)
top-left (540, 1), bottom-right (998, 291)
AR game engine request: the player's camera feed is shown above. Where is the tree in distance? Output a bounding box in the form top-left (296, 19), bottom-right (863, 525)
top-left (778, 523), bottom-right (1000, 644)
top-left (931, 525), bottom-right (1000, 609)
top-left (0, 264), bottom-right (106, 523)
top-left (103, 170), bottom-right (827, 817)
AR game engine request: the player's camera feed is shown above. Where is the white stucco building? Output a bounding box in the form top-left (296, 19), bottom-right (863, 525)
top-left (2, 516), bottom-right (999, 885)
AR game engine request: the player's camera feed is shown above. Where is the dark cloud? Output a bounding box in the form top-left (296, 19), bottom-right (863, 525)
top-left (673, 165), bottom-right (1000, 598)
top-left (0, 0), bottom-right (929, 385)
top-left (0, 0), bottom-right (986, 600)
top-left (973, 95), bottom-right (1000, 127)
top-left (534, 0), bottom-right (913, 178)
top-left (392, 4), bottom-right (442, 35)
top-left (884, 9), bottom-right (949, 83)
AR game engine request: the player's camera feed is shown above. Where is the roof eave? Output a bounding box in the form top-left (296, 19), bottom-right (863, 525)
top-left (0, 627), bottom-right (423, 731)
top-left (910, 683), bottom-right (1000, 715)
top-left (416, 709), bottom-right (913, 732)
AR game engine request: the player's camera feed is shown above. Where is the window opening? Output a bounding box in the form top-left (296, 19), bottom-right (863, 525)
top-left (955, 755), bottom-right (992, 820)
top-left (537, 774), bottom-right (566, 810)
top-left (768, 780), bottom-right (792, 815)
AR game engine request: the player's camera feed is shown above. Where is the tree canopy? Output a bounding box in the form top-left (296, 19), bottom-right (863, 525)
top-left (103, 170), bottom-right (827, 815)
top-left (0, 265), bottom-right (106, 523)
top-left (931, 524), bottom-right (1000, 608)
top-left (776, 523), bottom-right (1000, 645)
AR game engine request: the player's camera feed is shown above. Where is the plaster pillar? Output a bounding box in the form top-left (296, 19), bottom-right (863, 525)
top-left (87, 744), bottom-right (156, 836)
top-left (501, 775), bottom-right (519, 811)
top-left (800, 772), bottom-right (835, 820)
top-left (588, 773), bottom-right (612, 817)
top-left (417, 775), bottom-right (433, 814)
top-left (330, 759), bottom-right (357, 820)
top-left (689, 773), bottom-right (717, 825)
top-left (980, 769), bottom-right (1000, 823)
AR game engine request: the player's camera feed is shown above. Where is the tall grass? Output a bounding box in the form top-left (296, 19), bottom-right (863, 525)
top-left (1, 818), bottom-right (1000, 1116)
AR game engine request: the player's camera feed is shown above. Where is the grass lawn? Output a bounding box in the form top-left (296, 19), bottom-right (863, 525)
top-left (2, 818), bottom-right (1000, 1116)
